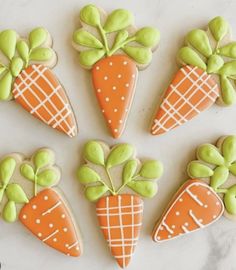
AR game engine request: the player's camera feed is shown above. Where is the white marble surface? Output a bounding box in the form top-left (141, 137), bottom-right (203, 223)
top-left (0, 0), bottom-right (236, 269)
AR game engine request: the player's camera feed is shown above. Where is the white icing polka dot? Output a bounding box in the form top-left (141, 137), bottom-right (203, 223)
top-left (38, 233), bottom-right (42, 237)
top-left (114, 108), bottom-right (118, 112)
top-left (176, 211), bottom-right (180, 216)
top-left (109, 62), bottom-right (113, 66)
top-left (168, 235), bottom-right (171, 238)
top-left (184, 222), bottom-right (189, 226)
top-left (63, 227), bottom-right (68, 232)
top-left (36, 219), bottom-right (40, 224)
top-left (119, 120), bottom-right (123, 124)
top-left (125, 83), bottom-right (129, 87)
top-left (96, 66), bottom-right (100, 70)
top-left (171, 225), bottom-right (176, 229)
top-left (117, 74), bottom-right (122, 78)
top-left (61, 214), bottom-right (66, 219)
top-left (105, 97), bottom-right (110, 102)
top-left (32, 205), bottom-right (37, 210)
top-left (207, 191), bottom-right (211, 195)
top-left (204, 204), bottom-right (208, 208)
top-left (121, 96), bottom-right (125, 100)
top-left (132, 74), bottom-right (135, 78)
top-left (97, 89), bottom-right (101, 93)
top-left (102, 109), bottom-right (105, 113)
top-left (22, 214), bottom-right (27, 219)
top-left (213, 215), bottom-right (217, 219)
top-left (112, 86), bottom-right (116, 90)
top-left (114, 129), bottom-right (118, 133)
top-left (53, 238), bottom-right (57, 242)
top-left (125, 108), bottom-right (129, 112)
top-left (160, 226), bottom-right (164, 231)
top-left (179, 198), bottom-right (183, 202)
top-left (108, 120), bottom-right (112, 124)
top-left (157, 236), bottom-right (161, 240)
top-left (44, 196), bottom-right (48, 201)
top-left (123, 61), bottom-right (128, 65)
top-left (65, 244), bottom-right (69, 248)
top-left (49, 223), bottom-right (53, 228)
top-left (199, 219), bottom-right (203, 223)
top-left (67, 253), bottom-right (70, 256)
top-left (104, 76), bottom-right (108, 80)
top-left (76, 246), bottom-right (79, 250)
top-left (216, 201), bottom-right (220, 206)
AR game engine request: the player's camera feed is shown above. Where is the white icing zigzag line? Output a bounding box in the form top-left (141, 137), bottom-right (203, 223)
top-left (186, 188), bottom-right (204, 206)
top-left (189, 210), bottom-right (204, 228)
top-left (42, 229), bottom-right (59, 242)
top-left (42, 201), bottom-right (62, 216)
top-left (162, 221), bottom-right (174, 234)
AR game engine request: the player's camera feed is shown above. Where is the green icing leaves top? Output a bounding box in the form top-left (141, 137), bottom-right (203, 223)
top-left (77, 140), bottom-right (163, 202)
top-left (33, 149), bottom-right (54, 169)
top-left (177, 16), bottom-right (236, 106)
top-left (0, 27), bottom-right (55, 101)
top-left (187, 135), bottom-right (236, 215)
top-left (73, 5), bottom-right (160, 68)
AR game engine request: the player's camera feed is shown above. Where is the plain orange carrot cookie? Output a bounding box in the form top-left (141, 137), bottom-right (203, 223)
top-left (77, 140), bottom-right (163, 268)
top-left (152, 135), bottom-right (236, 243)
top-left (0, 148), bottom-right (82, 257)
top-left (72, 5), bottom-right (160, 139)
top-left (151, 16), bottom-right (236, 136)
top-left (0, 28), bottom-right (77, 137)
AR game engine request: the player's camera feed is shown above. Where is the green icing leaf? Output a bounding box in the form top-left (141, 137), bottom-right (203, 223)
top-left (0, 71), bottom-right (13, 100)
top-left (10, 57), bottom-right (24, 77)
top-left (103, 9), bottom-right (134, 33)
top-left (224, 185), bottom-right (236, 214)
top-left (0, 30), bottom-right (17, 60)
top-left (85, 184), bottom-right (108, 201)
top-left (84, 141), bottom-right (105, 165)
top-left (0, 66), bottom-right (6, 76)
top-left (218, 42), bottom-right (236, 58)
top-left (77, 165), bottom-right (100, 184)
top-left (210, 165), bottom-right (229, 190)
top-left (123, 46), bottom-right (152, 64)
top-left (0, 157), bottom-right (16, 185)
top-left (177, 47), bottom-right (206, 70)
top-left (112, 30), bottom-right (129, 49)
top-left (187, 161), bottom-right (214, 178)
top-left (186, 29), bottom-right (212, 57)
top-left (197, 144), bottom-right (224, 165)
top-left (2, 201), bottom-right (16, 222)
top-left (219, 61), bottom-right (236, 76)
top-left (6, 183), bottom-right (28, 203)
top-left (0, 187), bottom-right (4, 202)
top-left (139, 160), bottom-right (163, 179)
top-left (207, 55), bottom-right (224, 73)
top-left (29, 27), bottom-right (48, 49)
top-left (220, 76), bottom-right (236, 105)
top-left (222, 135), bottom-right (236, 163)
top-left (229, 162), bottom-right (236, 176)
top-left (29, 47), bottom-right (53, 62)
top-left (135, 27), bottom-right (160, 48)
top-left (209, 16), bottom-right (229, 42)
top-left (37, 169), bottom-right (59, 187)
top-left (73, 29), bottom-right (103, 49)
top-left (80, 5), bottom-right (101, 27)
top-left (127, 180), bottom-right (157, 198)
top-left (33, 149), bottom-right (54, 169)
top-left (122, 159), bottom-right (138, 184)
top-left (20, 164), bottom-right (35, 181)
top-left (79, 49), bottom-right (105, 67)
top-left (16, 40), bottom-right (29, 62)
top-left (106, 144), bottom-right (134, 169)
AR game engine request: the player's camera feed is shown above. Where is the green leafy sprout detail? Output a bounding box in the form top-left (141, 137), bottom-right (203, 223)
top-left (0, 28), bottom-right (55, 101)
top-left (77, 141), bottom-right (163, 202)
top-left (178, 16), bottom-right (236, 106)
top-left (73, 4), bottom-right (160, 68)
top-left (187, 135), bottom-right (236, 215)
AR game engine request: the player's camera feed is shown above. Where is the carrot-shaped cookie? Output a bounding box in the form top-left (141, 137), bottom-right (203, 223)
top-left (0, 28), bottom-right (77, 137)
top-left (0, 148), bottom-right (82, 257)
top-left (77, 141), bottom-right (163, 268)
top-left (151, 17), bottom-right (236, 135)
top-left (72, 5), bottom-right (160, 138)
top-left (152, 135), bottom-right (236, 242)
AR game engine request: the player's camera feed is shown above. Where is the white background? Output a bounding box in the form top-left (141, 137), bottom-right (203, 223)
top-left (0, 0), bottom-right (236, 269)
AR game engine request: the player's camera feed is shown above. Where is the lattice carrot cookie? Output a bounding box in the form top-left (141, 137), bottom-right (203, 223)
top-left (151, 17), bottom-right (236, 136)
top-left (72, 5), bottom-right (160, 138)
top-left (152, 135), bottom-right (236, 242)
top-left (0, 28), bottom-right (77, 137)
top-left (0, 148), bottom-right (82, 257)
top-left (77, 141), bottom-right (163, 268)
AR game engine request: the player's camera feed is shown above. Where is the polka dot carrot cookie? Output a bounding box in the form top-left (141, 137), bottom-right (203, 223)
top-left (152, 135), bottom-right (236, 243)
top-left (72, 5), bottom-right (160, 138)
top-left (77, 141), bottom-right (163, 268)
top-left (0, 148), bottom-right (82, 257)
top-left (151, 17), bottom-right (236, 136)
top-left (0, 28), bottom-right (77, 137)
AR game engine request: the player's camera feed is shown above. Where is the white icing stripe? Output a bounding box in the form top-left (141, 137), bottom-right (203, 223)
top-left (181, 225), bottom-right (190, 233)
top-left (118, 196), bottom-right (125, 267)
top-left (100, 223), bottom-right (142, 229)
top-left (189, 210), bottom-right (204, 228)
top-left (106, 196), bottom-right (111, 248)
top-left (162, 221), bottom-right (174, 234)
top-left (96, 209), bottom-right (143, 216)
top-left (42, 229), bottom-right (59, 242)
top-left (186, 188), bottom-right (204, 206)
top-left (97, 204), bottom-right (143, 211)
top-left (68, 241), bottom-right (79, 250)
top-left (115, 254), bottom-right (132, 259)
top-left (108, 237), bottom-right (139, 243)
top-left (42, 201), bottom-right (62, 216)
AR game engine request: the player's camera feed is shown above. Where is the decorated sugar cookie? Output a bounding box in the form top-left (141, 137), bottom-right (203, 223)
top-left (152, 135), bottom-right (236, 242)
top-left (0, 148), bottom-right (82, 257)
top-left (77, 141), bottom-right (163, 268)
top-left (151, 16), bottom-right (236, 135)
top-left (0, 28), bottom-right (77, 137)
top-left (72, 5), bottom-right (160, 138)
